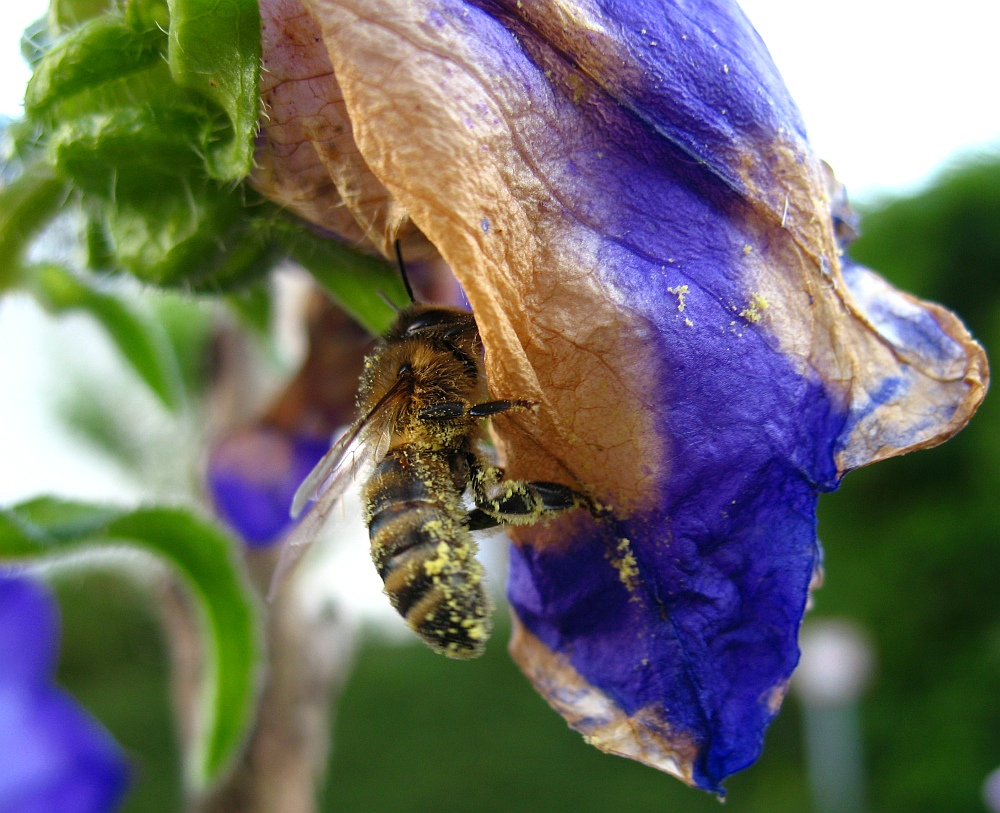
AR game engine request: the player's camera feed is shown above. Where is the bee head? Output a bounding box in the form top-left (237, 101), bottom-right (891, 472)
top-left (388, 306), bottom-right (479, 348)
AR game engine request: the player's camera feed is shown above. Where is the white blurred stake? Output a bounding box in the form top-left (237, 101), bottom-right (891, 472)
top-left (794, 619), bottom-right (874, 813)
top-left (983, 766), bottom-right (1000, 813)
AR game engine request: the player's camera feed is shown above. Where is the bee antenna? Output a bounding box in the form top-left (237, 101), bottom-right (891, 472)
top-left (394, 239), bottom-right (417, 304)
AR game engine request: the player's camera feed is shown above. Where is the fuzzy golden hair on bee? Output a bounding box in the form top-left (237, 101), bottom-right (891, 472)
top-left (274, 299), bottom-right (597, 659)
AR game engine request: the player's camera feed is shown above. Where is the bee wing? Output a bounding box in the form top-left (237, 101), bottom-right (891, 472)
top-left (290, 422), bottom-right (364, 520)
top-left (268, 429), bottom-right (381, 601)
top-left (269, 375), bottom-right (409, 601)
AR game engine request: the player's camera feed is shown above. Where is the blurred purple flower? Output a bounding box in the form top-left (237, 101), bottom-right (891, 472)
top-left (209, 428), bottom-right (331, 547)
top-left (252, 0), bottom-right (988, 793)
top-left (0, 572), bottom-right (129, 813)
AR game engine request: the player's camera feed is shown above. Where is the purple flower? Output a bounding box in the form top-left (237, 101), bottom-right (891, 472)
top-left (0, 572), bottom-right (129, 813)
top-left (254, 0), bottom-right (988, 792)
top-left (208, 428), bottom-right (332, 547)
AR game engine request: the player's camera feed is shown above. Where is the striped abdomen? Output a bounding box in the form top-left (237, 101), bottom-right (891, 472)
top-left (363, 447), bottom-right (491, 659)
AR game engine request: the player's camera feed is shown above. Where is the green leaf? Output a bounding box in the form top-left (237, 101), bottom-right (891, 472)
top-left (150, 293), bottom-right (215, 395)
top-left (87, 173), bottom-right (248, 285)
top-left (166, 0), bottom-right (261, 182)
top-left (0, 164), bottom-right (68, 291)
top-left (279, 226), bottom-right (410, 335)
top-left (226, 280), bottom-right (273, 335)
top-left (29, 264), bottom-right (185, 410)
top-left (0, 498), bottom-right (261, 791)
top-left (25, 15), bottom-right (166, 119)
top-left (52, 107), bottom-right (206, 188)
top-left (125, 0), bottom-right (171, 34)
top-left (187, 218), bottom-right (281, 293)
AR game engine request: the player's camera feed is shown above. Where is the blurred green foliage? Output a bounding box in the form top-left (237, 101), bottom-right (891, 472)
top-left (0, 0), bottom-right (408, 388)
top-left (55, 571), bottom-right (182, 813)
top-left (322, 614), bottom-right (812, 813)
top-left (43, 155), bottom-right (1000, 812)
top-left (815, 157), bottom-right (1000, 813)
top-left (0, 498), bottom-right (261, 790)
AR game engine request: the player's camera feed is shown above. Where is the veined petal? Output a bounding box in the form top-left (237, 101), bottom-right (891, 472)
top-left (258, 0), bottom-right (988, 792)
top-left (256, 0), bottom-right (439, 261)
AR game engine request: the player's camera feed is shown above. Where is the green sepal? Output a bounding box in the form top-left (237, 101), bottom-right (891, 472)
top-left (277, 225), bottom-right (410, 335)
top-left (29, 263), bottom-right (186, 410)
top-left (82, 175), bottom-right (247, 286)
top-left (0, 497), bottom-right (261, 791)
top-left (51, 107), bottom-right (206, 191)
top-left (47, 0), bottom-right (117, 33)
top-left (25, 15), bottom-right (167, 120)
top-left (166, 0), bottom-right (261, 182)
top-left (125, 0), bottom-right (171, 34)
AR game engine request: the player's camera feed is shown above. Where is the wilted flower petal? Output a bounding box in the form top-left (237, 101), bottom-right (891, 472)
top-left (0, 572), bottom-right (130, 812)
top-left (256, 0), bottom-right (439, 261)
top-left (257, 0), bottom-right (988, 792)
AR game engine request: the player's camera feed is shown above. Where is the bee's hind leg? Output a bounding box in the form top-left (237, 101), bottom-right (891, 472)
top-left (465, 457), bottom-right (596, 530)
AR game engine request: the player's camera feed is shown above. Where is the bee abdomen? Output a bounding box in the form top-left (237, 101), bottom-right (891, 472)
top-left (369, 503), bottom-right (491, 659)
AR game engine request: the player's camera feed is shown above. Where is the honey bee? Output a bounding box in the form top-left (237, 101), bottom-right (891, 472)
top-left (274, 300), bottom-right (594, 658)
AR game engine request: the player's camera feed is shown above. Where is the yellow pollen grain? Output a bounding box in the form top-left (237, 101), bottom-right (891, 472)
top-left (667, 284), bottom-right (689, 312)
top-left (739, 291), bottom-right (770, 323)
top-left (610, 538), bottom-right (640, 591)
top-left (424, 541), bottom-right (452, 576)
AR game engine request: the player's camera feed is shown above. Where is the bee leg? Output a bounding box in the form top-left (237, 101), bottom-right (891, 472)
top-left (418, 400), bottom-right (535, 422)
top-left (469, 477), bottom-right (595, 528)
top-left (417, 402), bottom-right (467, 420)
top-left (467, 400), bottom-right (536, 418)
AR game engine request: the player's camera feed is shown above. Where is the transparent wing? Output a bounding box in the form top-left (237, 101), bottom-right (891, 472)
top-left (290, 422), bottom-right (364, 520)
top-left (270, 374), bottom-right (410, 601)
top-left (268, 429), bottom-right (381, 601)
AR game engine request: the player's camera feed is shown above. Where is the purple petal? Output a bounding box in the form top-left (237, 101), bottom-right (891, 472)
top-left (259, 0), bottom-right (988, 792)
top-left (0, 573), bottom-right (130, 813)
top-left (208, 428), bottom-right (332, 547)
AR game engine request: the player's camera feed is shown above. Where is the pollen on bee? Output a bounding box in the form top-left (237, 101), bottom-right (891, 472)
top-left (424, 541), bottom-right (453, 576)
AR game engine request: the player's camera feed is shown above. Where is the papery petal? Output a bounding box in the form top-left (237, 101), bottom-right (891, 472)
top-left (0, 573), bottom-right (130, 813)
top-left (256, 0), bottom-right (439, 260)
top-left (259, 0), bottom-right (988, 791)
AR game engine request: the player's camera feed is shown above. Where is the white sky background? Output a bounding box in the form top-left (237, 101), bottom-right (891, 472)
top-left (0, 0), bottom-right (997, 621)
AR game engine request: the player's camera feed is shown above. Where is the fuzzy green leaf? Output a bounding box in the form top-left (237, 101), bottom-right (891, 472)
top-left (47, 0), bottom-right (117, 32)
top-left (0, 498), bottom-right (261, 790)
top-left (24, 15), bottom-right (166, 119)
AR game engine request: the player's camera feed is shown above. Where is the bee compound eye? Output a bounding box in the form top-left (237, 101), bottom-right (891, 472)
top-left (397, 362), bottom-right (413, 378)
